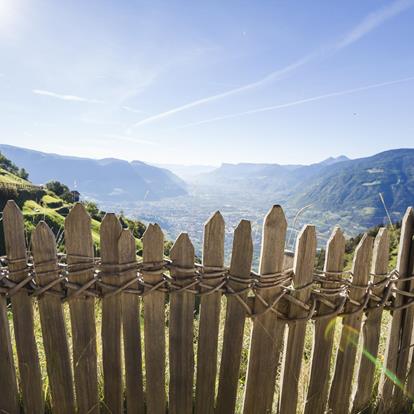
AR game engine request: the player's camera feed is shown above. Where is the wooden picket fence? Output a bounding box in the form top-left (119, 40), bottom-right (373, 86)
top-left (1, 200), bottom-right (414, 413)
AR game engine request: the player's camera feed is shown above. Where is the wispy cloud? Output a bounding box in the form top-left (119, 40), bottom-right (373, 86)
top-left (131, 54), bottom-right (314, 128)
top-left (103, 134), bottom-right (158, 146)
top-left (32, 89), bottom-right (104, 104)
top-left (122, 106), bottom-right (150, 115)
top-left (130, 1), bottom-right (413, 130)
top-left (336, 0), bottom-right (414, 49)
top-left (173, 76), bottom-right (414, 129)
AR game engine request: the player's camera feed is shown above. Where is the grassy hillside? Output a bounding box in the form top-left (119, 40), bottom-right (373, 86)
top-left (0, 163), bottom-right (146, 256)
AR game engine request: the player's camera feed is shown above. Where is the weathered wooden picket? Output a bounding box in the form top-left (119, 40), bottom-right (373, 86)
top-left (1, 200), bottom-right (414, 413)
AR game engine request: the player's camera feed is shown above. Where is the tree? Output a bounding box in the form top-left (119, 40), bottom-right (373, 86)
top-left (0, 151), bottom-right (19, 175)
top-left (45, 181), bottom-right (70, 196)
top-left (18, 168), bottom-right (29, 180)
top-left (83, 201), bottom-right (100, 217)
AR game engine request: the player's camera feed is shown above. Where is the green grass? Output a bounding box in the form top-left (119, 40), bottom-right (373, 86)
top-left (0, 168), bottom-right (32, 186)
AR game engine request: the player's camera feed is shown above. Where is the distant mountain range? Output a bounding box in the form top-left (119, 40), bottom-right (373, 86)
top-left (194, 150), bottom-right (414, 228)
top-left (294, 149), bottom-right (414, 215)
top-left (0, 145), bottom-right (187, 201)
top-left (2, 144), bottom-right (413, 232)
top-left (194, 155), bottom-right (350, 192)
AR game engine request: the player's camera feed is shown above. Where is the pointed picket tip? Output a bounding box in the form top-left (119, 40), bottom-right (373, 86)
top-left (296, 224), bottom-right (316, 248)
top-left (352, 233), bottom-right (374, 269)
top-left (143, 223), bottom-right (164, 264)
top-left (373, 228), bottom-right (389, 257)
top-left (2, 200), bottom-right (26, 259)
top-left (230, 219), bottom-right (253, 277)
top-left (326, 226), bottom-right (345, 249)
top-left (354, 233), bottom-right (371, 253)
top-left (204, 211), bottom-right (224, 230)
top-left (3, 200), bottom-right (24, 234)
top-left (118, 228), bottom-right (135, 245)
top-left (293, 225), bottom-right (317, 284)
top-left (118, 229), bottom-right (136, 262)
top-left (32, 221), bottom-right (57, 255)
top-left (4, 199), bottom-right (22, 218)
top-left (34, 220), bottom-right (55, 240)
top-left (143, 223), bottom-right (154, 239)
top-left (66, 202), bottom-right (90, 223)
top-left (143, 222), bottom-right (164, 242)
top-left (100, 212), bottom-right (122, 234)
top-left (372, 228), bottom-right (390, 274)
top-left (171, 232), bottom-right (194, 257)
top-left (100, 213), bottom-right (122, 263)
top-left (170, 233), bottom-right (195, 268)
top-left (324, 226), bottom-right (346, 273)
top-left (400, 206), bottom-right (414, 231)
top-left (403, 206), bottom-right (414, 220)
top-left (233, 220), bottom-right (253, 251)
top-left (263, 204), bottom-right (287, 229)
top-left (235, 219), bottom-right (251, 236)
top-left (375, 227), bottom-right (389, 245)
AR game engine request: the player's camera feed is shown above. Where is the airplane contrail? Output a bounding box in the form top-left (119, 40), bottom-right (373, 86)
top-left (130, 0), bottom-right (414, 129)
top-left (131, 54), bottom-right (314, 128)
top-left (172, 76), bottom-right (414, 129)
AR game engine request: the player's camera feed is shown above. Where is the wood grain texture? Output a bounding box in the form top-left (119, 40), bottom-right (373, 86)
top-left (0, 292), bottom-right (19, 414)
top-left (216, 220), bottom-right (253, 414)
top-left (328, 234), bottom-right (373, 414)
top-left (195, 211), bottom-right (225, 414)
top-left (305, 227), bottom-right (345, 414)
top-left (31, 221), bottom-right (76, 413)
top-left (242, 205), bottom-right (287, 414)
top-left (392, 209), bottom-right (414, 411)
top-left (169, 233), bottom-right (196, 414)
top-left (142, 223), bottom-right (166, 414)
top-left (279, 225), bottom-right (316, 414)
top-left (3, 200), bottom-right (43, 413)
top-left (100, 213), bottom-right (123, 414)
top-left (352, 228), bottom-right (389, 413)
top-left (118, 229), bottom-right (144, 414)
top-left (65, 203), bottom-right (99, 413)
top-left (378, 208), bottom-right (414, 413)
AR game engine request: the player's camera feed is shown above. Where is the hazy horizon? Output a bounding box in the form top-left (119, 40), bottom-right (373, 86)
top-left (4, 142), bottom-right (414, 168)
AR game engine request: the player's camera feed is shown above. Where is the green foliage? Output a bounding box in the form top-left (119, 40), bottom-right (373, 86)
top-left (0, 168), bottom-right (146, 257)
top-left (0, 151), bottom-right (30, 180)
top-left (82, 201), bottom-right (104, 220)
top-left (18, 168), bottom-right (29, 180)
top-left (0, 151), bottom-right (20, 175)
top-left (45, 180), bottom-right (70, 196)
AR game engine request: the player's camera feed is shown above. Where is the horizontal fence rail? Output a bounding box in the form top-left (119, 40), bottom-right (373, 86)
top-left (0, 200), bottom-right (414, 413)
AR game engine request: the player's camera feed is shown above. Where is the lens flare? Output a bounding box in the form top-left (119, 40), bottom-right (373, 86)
top-left (326, 321), bottom-right (413, 401)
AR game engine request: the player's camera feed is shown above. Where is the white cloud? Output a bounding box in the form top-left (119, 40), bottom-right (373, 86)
top-left (173, 76), bottom-right (414, 129)
top-left (336, 0), bottom-right (414, 49)
top-left (32, 89), bottom-right (104, 104)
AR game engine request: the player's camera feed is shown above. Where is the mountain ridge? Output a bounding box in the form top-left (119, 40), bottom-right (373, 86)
top-left (0, 144), bottom-right (188, 202)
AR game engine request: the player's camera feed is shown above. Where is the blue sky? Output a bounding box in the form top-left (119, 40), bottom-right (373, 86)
top-left (1, 0), bottom-right (413, 165)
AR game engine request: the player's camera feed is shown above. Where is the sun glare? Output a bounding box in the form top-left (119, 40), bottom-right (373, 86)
top-left (0, 0), bottom-right (16, 31)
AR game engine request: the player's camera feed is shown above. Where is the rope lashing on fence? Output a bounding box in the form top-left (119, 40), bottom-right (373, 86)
top-left (1, 254), bottom-right (414, 322)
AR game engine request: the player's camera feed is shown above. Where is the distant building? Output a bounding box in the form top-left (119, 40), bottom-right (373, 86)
top-left (72, 190), bottom-right (80, 202)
